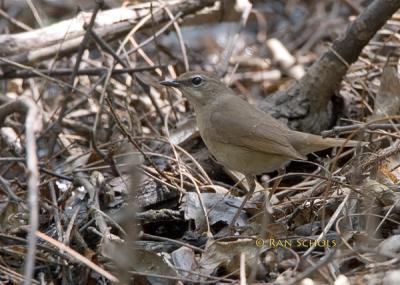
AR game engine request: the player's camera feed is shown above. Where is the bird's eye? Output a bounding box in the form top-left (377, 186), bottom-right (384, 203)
top-left (191, 76), bottom-right (203, 86)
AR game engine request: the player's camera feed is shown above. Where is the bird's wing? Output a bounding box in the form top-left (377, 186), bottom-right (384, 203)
top-left (208, 95), bottom-right (306, 160)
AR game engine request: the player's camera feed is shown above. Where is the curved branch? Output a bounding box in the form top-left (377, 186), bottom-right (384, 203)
top-left (262, 0), bottom-right (400, 134)
top-left (0, 97), bottom-right (42, 284)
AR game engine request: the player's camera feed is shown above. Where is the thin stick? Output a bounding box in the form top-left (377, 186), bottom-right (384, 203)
top-left (303, 193), bottom-right (351, 257)
top-left (229, 175), bottom-right (255, 228)
top-left (240, 253), bottom-right (246, 285)
top-left (35, 231), bottom-right (119, 283)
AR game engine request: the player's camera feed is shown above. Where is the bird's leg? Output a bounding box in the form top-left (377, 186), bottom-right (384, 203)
top-left (258, 168), bottom-right (286, 240)
top-left (229, 175), bottom-right (256, 228)
top-left (265, 167), bottom-right (286, 216)
top-left (268, 167), bottom-right (286, 201)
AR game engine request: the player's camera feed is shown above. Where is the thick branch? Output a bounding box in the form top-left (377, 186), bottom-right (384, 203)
top-left (261, 0), bottom-right (400, 134)
top-left (0, 0), bottom-right (215, 64)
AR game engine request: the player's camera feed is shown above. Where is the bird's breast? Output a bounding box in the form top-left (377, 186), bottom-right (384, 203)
top-left (194, 110), bottom-right (290, 175)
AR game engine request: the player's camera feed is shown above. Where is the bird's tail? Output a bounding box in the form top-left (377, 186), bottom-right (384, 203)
top-left (289, 131), bottom-right (365, 156)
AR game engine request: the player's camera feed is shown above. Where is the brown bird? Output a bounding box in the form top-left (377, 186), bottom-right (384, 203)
top-left (161, 71), bottom-right (360, 226)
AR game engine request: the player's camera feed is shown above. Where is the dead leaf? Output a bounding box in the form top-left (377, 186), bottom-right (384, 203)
top-left (183, 192), bottom-right (248, 229)
top-left (198, 238), bottom-right (258, 276)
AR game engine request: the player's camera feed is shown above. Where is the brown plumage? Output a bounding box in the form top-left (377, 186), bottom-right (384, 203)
top-left (161, 71), bottom-right (359, 175)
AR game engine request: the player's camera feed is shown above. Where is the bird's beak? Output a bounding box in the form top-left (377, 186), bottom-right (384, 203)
top-left (160, 80), bottom-right (180, 87)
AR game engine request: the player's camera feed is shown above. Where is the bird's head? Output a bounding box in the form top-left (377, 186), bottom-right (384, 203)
top-left (160, 71), bottom-right (231, 108)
